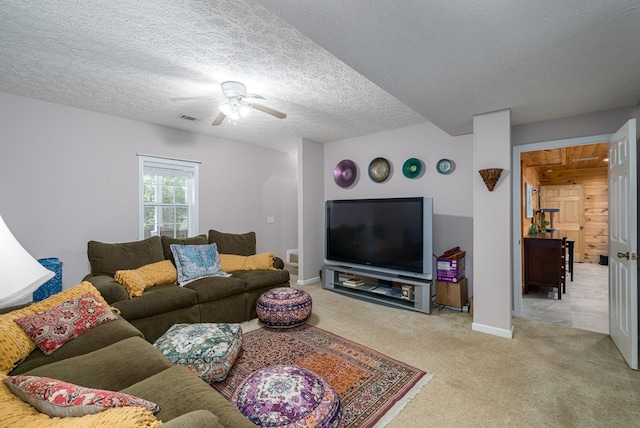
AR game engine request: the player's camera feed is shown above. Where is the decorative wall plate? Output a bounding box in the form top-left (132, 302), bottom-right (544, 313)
top-left (333, 159), bottom-right (357, 188)
top-left (368, 157), bottom-right (391, 183)
top-left (436, 158), bottom-right (455, 175)
top-left (402, 158), bottom-right (422, 179)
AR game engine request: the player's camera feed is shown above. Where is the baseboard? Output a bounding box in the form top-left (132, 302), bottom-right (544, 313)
top-left (472, 322), bottom-right (514, 339)
top-left (297, 276), bottom-right (320, 286)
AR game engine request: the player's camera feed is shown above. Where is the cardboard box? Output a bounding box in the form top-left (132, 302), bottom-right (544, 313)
top-left (436, 251), bottom-right (466, 283)
top-left (436, 278), bottom-right (468, 308)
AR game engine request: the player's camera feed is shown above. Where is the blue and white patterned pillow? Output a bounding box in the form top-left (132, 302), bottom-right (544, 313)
top-left (170, 243), bottom-right (228, 285)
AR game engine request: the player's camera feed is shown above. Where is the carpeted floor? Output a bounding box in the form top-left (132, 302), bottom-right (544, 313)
top-left (239, 279), bottom-right (640, 427)
top-left (212, 324), bottom-right (431, 427)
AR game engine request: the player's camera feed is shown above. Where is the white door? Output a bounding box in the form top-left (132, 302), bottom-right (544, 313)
top-left (608, 119), bottom-right (637, 370)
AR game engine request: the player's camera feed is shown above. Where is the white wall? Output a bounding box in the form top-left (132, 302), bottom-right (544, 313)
top-left (472, 109), bottom-right (513, 338)
top-left (512, 105), bottom-right (638, 146)
top-left (0, 93), bottom-right (297, 292)
top-left (323, 122), bottom-right (474, 292)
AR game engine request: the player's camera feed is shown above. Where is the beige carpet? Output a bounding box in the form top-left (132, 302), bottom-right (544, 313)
top-left (242, 280), bottom-right (640, 427)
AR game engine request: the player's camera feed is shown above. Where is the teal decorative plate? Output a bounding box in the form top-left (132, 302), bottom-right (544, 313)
top-left (436, 158), bottom-right (455, 175)
top-left (402, 158), bottom-right (422, 179)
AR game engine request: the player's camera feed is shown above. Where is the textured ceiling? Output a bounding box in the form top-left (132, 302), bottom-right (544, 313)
top-left (0, 0), bottom-right (423, 153)
top-left (1, 1), bottom-right (639, 153)
top-left (259, 0), bottom-right (640, 136)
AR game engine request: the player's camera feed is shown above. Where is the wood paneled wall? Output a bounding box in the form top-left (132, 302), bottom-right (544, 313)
top-left (539, 167), bottom-right (608, 263)
top-left (521, 163), bottom-right (540, 238)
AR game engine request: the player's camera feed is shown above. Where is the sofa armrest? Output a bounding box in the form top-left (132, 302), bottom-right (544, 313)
top-left (273, 256), bottom-right (285, 270)
top-left (161, 410), bottom-right (225, 428)
top-left (0, 303), bottom-right (31, 314)
top-left (83, 274), bottom-right (129, 304)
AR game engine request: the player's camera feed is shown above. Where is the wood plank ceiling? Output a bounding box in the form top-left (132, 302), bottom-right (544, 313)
top-left (521, 142), bottom-right (609, 185)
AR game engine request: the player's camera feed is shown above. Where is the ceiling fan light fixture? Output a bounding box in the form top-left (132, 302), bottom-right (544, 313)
top-left (219, 101), bottom-right (239, 120)
top-left (237, 102), bottom-right (252, 117)
top-left (220, 101), bottom-right (234, 117)
top-left (220, 98), bottom-right (252, 121)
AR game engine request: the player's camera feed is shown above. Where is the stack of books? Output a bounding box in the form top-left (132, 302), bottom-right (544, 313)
top-left (342, 278), bottom-right (365, 288)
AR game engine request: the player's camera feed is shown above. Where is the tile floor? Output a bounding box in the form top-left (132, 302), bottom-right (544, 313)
top-left (522, 262), bottom-right (608, 334)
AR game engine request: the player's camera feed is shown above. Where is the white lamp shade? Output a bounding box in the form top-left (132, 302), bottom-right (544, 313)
top-left (0, 215), bottom-right (54, 307)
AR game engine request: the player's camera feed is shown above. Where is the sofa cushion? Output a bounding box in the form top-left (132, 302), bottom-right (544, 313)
top-left (128, 307), bottom-right (201, 344)
top-left (0, 373), bottom-right (161, 428)
top-left (10, 315), bottom-right (143, 376)
top-left (115, 260), bottom-right (178, 298)
top-left (88, 236), bottom-right (164, 276)
top-left (113, 283), bottom-right (198, 321)
top-left (171, 243), bottom-right (226, 285)
top-left (161, 410), bottom-right (224, 428)
top-left (231, 270), bottom-right (291, 292)
top-left (3, 375), bottom-right (159, 417)
top-left (162, 234), bottom-right (209, 265)
top-left (0, 281), bottom-right (112, 374)
top-left (83, 274), bottom-right (130, 304)
top-left (219, 252), bottom-right (277, 272)
top-left (121, 365), bottom-right (255, 427)
top-left (21, 336), bottom-right (173, 392)
top-left (208, 229), bottom-right (256, 256)
top-left (14, 293), bottom-right (117, 356)
top-left (184, 276), bottom-right (248, 302)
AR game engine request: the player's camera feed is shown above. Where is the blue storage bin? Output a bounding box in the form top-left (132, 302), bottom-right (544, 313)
top-left (34, 258), bottom-right (63, 302)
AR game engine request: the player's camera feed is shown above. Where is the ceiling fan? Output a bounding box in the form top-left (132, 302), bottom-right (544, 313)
top-left (170, 81), bottom-right (286, 126)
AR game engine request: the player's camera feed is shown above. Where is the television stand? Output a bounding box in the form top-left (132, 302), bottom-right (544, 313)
top-left (322, 265), bottom-right (432, 313)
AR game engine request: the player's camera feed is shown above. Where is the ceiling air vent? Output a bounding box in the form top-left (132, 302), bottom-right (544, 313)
top-left (178, 114), bottom-right (198, 122)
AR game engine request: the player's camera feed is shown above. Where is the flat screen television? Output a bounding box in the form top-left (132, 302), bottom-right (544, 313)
top-left (325, 197), bottom-right (433, 279)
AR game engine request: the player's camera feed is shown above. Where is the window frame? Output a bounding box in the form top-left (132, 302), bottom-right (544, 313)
top-left (138, 154), bottom-right (200, 240)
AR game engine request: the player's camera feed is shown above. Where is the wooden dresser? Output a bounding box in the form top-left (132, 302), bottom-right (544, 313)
top-left (523, 235), bottom-right (566, 299)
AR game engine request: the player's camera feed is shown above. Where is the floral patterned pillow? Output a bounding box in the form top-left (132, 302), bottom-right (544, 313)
top-left (14, 292), bottom-right (117, 355)
top-left (3, 375), bottom-right (159, 417)
top-left (170, 243), bottom-right (228, 285)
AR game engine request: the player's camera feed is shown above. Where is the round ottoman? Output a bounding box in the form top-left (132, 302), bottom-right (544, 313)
top-left (153, 323), bottom-right (242, 383)
top-left (232, 365), bottom-right (343, 428)
top-left (256, 287), bottom-right (312, 328)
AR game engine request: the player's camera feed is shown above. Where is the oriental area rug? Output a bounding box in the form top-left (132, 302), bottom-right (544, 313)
top-left (211, 324), bottom-right (432, 427)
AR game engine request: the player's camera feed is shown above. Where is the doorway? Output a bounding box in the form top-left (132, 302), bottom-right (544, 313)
top-left (512, 134), bottom-right (613, 327)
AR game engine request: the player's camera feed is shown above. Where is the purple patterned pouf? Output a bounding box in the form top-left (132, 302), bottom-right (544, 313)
top-left (257, 287), bottom-right (312, 328)
top-left (232, 365), bottom-right (343, 428)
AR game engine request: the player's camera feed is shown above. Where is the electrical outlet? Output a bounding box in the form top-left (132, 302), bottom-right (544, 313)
top-left (266, 216), bottom-right (275, 224)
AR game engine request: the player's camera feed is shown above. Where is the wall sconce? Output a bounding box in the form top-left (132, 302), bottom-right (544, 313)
top-left (479, 168), bottom-right (503, 191)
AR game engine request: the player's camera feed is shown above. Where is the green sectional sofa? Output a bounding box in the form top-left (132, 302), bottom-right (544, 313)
top-left (1, 303), bottom-right (254, 427)
top-left (83, 229), bottom-right (290, 342)
top-left (0, 229), bottom-right (289, 426)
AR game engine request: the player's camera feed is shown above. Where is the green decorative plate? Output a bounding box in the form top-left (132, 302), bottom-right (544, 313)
top-left (402, 158), bottom-right (422, 179)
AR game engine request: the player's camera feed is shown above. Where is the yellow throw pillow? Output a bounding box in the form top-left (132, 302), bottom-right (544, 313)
top-left (219, 252), bottom-right (277, 272)
top-left (138, 260), bottom-right (178, 286)
top-left (0, 282), bottom-right (111, 374)
top-left (115, 260), bottom-right (177, 298)
top-left (114, 270), bottom-right (146, 298)
top-left (0, 374), bottom-right (161, 427)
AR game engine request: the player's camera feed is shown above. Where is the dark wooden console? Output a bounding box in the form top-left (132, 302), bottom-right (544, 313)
top-left (523, 236), bottom-right (566, 299)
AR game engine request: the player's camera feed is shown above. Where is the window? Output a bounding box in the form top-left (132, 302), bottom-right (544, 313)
top-left (138, 155), bottom-right (199, 239)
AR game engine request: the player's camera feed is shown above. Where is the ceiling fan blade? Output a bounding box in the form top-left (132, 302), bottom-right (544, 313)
top-left (243, 93), bottom-right (266, 100)
top-left (169, 95), bottom-right (227, 101)
top-left (212, 111), bottom-right (226, 126)
top-left (251, 103), bottom-right (287, 119)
